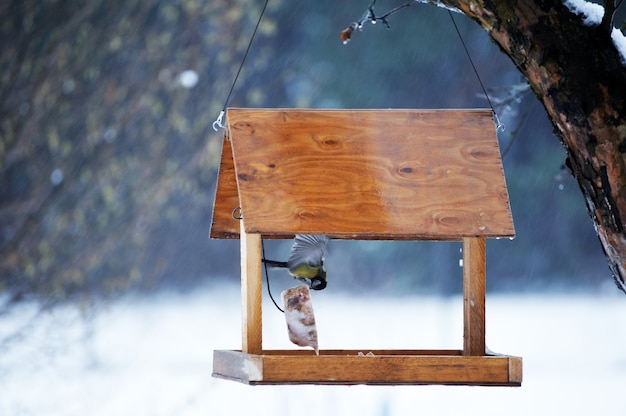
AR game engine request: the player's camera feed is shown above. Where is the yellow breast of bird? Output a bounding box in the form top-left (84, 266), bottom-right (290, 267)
top-left (288, 264), bottom-right (320, 278)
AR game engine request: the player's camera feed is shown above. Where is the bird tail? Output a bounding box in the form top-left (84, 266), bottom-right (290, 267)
top-left (262, 259), bottom-right (289, 268)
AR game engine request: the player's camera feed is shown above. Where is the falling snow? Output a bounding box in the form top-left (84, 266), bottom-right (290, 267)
top-left (178, 70), bottom-right (199, 89)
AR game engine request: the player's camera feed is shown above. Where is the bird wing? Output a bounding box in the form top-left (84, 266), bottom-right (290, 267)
top-left (287, 234), bottom-right (329, 267)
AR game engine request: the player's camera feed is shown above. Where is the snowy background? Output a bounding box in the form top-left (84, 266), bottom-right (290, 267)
top-left (1, 284), bottom-right (624, 416)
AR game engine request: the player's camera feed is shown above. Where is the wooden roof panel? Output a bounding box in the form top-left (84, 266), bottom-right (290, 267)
top-left (210, 133), bottom-right (241, 238)
top-left (210, 108), bottom-right (514, 240)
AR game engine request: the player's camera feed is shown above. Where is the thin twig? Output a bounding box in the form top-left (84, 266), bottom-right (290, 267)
top-left (375, 1), bottom-right (413, 28)
top-left (341, 0), bottom-right (413, 43)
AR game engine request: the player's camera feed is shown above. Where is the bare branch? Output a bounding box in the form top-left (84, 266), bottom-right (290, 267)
top-left (601, 0), bottom-right (618, 39)
top-left (341, 0), bottom-right (413, 44)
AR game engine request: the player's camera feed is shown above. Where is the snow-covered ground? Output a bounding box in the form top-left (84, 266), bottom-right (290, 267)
top-left (1, 284), bottom-right (624, 415)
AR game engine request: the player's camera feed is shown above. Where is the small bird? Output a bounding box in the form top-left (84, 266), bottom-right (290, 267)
top-left (263, 234), bottom-right (329, 290)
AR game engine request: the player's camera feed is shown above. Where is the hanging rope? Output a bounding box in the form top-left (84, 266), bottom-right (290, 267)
top-left (233, 208), bottom-right (283, 312)
top-left (448, 11), bottom-right (504, 132)
top-left (261, 238), bottom-right (285, 313)
top-left (213, 0), bottom-right (271, 131)
top-left (342, 2), bottom-right (504, 132)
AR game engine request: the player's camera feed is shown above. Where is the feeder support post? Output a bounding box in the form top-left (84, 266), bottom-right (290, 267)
top-left (240, 220), bottom-right (263, 354)
top-left (463, 237), bottom-right (486, 356)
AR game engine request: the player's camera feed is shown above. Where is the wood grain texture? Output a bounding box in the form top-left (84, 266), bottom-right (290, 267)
top-left (240, 225), bottom-right (262, 354)
top-left (212, 349), bottom-right (522, 386)
top-left (214, 108), bottom-right (514, 240)
top-left (210, 134), bottom-right (241, 238)
top-left (463, 237), bottom-right (486, 356)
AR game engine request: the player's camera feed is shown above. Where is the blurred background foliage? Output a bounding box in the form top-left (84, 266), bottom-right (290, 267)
top-left (0, 0), bottom-right (613, 305)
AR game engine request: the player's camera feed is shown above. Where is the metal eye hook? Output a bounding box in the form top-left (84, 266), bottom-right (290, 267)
top-left (232, 206), bottom-right (243, 220)
top-left (494, 113), bottom-right (505, 132)
top-left (212, 110), bottom-right (225, 131)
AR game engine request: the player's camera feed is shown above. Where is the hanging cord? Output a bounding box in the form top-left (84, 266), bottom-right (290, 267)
top-left (448, 11), bottom-right (504, 132)
top-left (233, 208), bottom-right (283, 312)
top-left (213, 0), bottom-right (271, 131)
top-left (261, 237), bottom-right (285, 313)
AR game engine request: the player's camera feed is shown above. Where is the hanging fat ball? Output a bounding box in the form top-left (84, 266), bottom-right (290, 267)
top-left (282, 285), bottom-right (319, 354)
top-left (263, 234), bottom-right (330, 290)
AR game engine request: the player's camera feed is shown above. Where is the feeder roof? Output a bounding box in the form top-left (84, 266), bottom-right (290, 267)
top-left (211, 108), bottom-right (514, 240)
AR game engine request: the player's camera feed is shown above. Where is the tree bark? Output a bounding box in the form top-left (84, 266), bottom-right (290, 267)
top-left (437, 0), bottom-right (626, 292)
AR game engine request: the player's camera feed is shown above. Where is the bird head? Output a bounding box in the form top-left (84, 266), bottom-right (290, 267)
top-left (308, 269), bottom-right (327, 290)
top-left (309, 276), bottom-right (327, 290)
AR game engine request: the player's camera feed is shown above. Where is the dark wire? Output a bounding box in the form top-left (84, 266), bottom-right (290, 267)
top-left (448, 11), bottom-right (501, 128)
top-left (261, 237), bottom-right (285, 313)
top-left (219, 0), bottom-right (271, 114)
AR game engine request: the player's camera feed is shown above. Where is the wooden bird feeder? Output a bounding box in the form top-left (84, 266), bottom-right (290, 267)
top-left (210, 108), bottom-right (522, 386)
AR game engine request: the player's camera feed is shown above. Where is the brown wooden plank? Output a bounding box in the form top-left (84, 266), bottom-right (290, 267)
top-left (212, 350), bottom-right (522, 386)
top-left (241, 225), bottom-right (262, 354)
top-left (224, 108), bottom-right (514, 240)
top-left (261, 349), bottom-right (464, 356)
top-left (463, 237), bottom-right (486, 356)
top-left (262, 354), bottom-right (511, 385)
top-left (210, 133), bottom-right (241, 238)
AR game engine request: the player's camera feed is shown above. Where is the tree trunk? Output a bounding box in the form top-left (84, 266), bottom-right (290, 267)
top-left (440, 0), bottom-right (626, 292)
